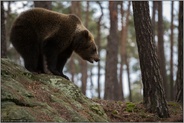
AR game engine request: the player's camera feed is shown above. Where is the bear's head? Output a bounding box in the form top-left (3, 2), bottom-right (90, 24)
top-left (73, 30), bottom-right (100, 63)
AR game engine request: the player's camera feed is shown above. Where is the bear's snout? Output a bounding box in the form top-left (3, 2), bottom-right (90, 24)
top-left (87, 55), bottom-right (100, 63)
top-left (94, 57), bottom-right (100, 62)
top-left (93, 54), bottom-right (100, 62)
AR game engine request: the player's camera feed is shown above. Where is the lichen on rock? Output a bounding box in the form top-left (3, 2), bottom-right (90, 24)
top-left (1, 58), bottom-right (108, 122)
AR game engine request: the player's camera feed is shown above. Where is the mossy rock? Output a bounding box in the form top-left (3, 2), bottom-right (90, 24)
top-left (1, 58), bottom-right (109, 122)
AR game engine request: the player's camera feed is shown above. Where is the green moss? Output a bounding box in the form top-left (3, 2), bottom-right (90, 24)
top-left (117, 101), bottom-right (123, 105)
top-left (168, 101), bottom-right (181, 108)
top-left (50, 78), bottom-right (63, 85)
top-left (53, 117), bottom-right (67, 122)
top-left (88, 109), bottom-right (108, 122)
top-left (112, 110), bottom-right (119, 114)
top-left (126, 102), bottom-right (136, 112)
top-left (1, 105), bottom-right (35, 122)
top-left (90, 104), bottom-right (104, 116)
top-left (22, 72), bottom-right (33, 78)
top-left (168, 101), bottom-right (182, 114)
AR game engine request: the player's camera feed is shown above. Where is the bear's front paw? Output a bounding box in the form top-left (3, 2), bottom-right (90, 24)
top-left (61, 74), bottom-right (70, 80)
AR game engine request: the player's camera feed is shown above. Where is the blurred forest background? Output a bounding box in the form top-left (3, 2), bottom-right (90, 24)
top-left (1, 1), bottom-right (182, 103)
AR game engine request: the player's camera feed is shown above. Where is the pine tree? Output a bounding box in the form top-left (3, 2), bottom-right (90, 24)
top-left (132, 1), bottom-right (170, 118)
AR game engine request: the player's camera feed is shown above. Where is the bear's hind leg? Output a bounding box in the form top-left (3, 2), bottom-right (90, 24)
top-left (23, 53), bottom-right (40, 73)
top-left (37, 54), bottom-right (45, 73)
top-left (20, 44), bottom-right (41, 73)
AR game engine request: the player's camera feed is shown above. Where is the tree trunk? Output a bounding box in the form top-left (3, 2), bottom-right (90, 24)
top-left (69, 59), bottom-right (75, 82)
top-left (132, 1), bottom-right (170, 118)
top-left (119, 62), bottom-right (124, 100)
top-left (104, 1), bottom-right (119, 100)
top-left (71, 1), bottom-right (88, 95)
top-left (69, 2), bottom-right (75, 82)
top-left (157, 1), bottom-right (168, 99)
top-left (34, 1), bottom-right (52, 9)
top-left (81, 61), bottom-right (87, 95)
top-left (71, 1), bottom-right (81, 17)
top-left (176, 1), bottom-right (183, 104)
top-left (119, 1), bottom-right (125, 101)
top-left (90, 68), bottom-right (94, 98)
top-left (125, 2), bottom-right (131, 102)
top-left (5, 2), bottom-right (22, 64)
top-left (152, 1), bottom-right (157, 42)
top-left (119, 1), bottom-right (131, 101)
top-left (1, 1), bottom-right (7, 58)
top-left (126, 55), bottom-right (132, 101)
top-left (96, 1), bottom-right (103, 99)
top-left (69, 1), bottom-right (82, 83)
top-left (170, 1), bottom-right (174, 101)
top-left (81, 1), bottom-right (89, 95)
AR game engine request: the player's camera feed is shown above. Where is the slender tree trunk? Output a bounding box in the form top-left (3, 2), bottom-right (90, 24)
top-left (104, 1), bottom-right (119, 100)
top-left (125, 2), bottom-right (131, 102)
top-left (5, 2), bottom-right (12, 58)
top-left (81, 61), bottom-right (87, 95)
top-left (69, 1), bottom-right (82, 83)
top-left (81, 1), bottom-right (89, 95)
top-left (90, 68), bottom-right (94, 98)
top-left (5, 1), bottom-right (11, 48)
top-left (34, 1), bottom-right (52, 9)
top-left (132, 1), bottom-right (170, 118)
top-left (1, 1), bottom-right (7, 58)
top-left (126, 55), bottom-right (132, 101)
top-left (71, 1), bottom-right (88, 95)
top-left (157, 1), bottom-right (168, 99)
top-left (69, 2), bottom-right (75, 82)
top-left (119, 1), bottom-right (125, 101)
top-left (119, 62), bottom-right (124, 100)
top-left (96, 1), bottom-right (103, 99)
top-left (176, 1), bottom-right (183, 104)
top-left (5, 2), bottom-right (22, 64)
top-left (170, 1), bottom-right (174, 101)
top-left (71, 1), bottom-right (81, 17)
top-left (120, 1), bottom-right (131, 101)
top-left (69, 59), bottom-right (75, 82)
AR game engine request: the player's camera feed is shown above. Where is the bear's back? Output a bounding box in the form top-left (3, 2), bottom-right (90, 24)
top-left (11, 8), bottom-right (82, 41)
top-left (15, 8), bottom-right (68, 24)
top-left (12, 8), bottom-right (70, 33)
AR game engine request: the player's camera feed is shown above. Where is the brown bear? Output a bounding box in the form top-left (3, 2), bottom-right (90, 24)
top-left (10, 8), bottom-right (99, 80)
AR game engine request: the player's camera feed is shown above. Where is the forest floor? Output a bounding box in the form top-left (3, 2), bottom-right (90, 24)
top-left (93, 99), bottom-right (183, 122)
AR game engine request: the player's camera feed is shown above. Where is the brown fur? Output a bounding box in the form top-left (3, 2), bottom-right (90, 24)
top-left (10, 8), bottom-right (99, 80)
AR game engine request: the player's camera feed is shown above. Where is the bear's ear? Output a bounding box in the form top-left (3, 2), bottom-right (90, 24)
top-left (82, 30), bottom-right (89, 40)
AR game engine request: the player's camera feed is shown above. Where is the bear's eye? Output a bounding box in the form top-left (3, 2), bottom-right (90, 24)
top-left (83, 45), bottom-right (91, 50)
